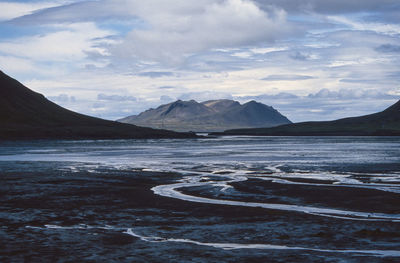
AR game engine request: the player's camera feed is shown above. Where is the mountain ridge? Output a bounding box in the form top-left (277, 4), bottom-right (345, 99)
top-left (0, 71), bottom-right (195, 140)
top-left (213, 100), bottom-right (400, 136)
top-left (118, 99), bottom-right (291, 132)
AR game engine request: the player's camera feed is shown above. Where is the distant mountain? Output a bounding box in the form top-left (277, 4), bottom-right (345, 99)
top-left (0, 71), bottom-right (195, 140)
top-left (213, 100), bottom-right (400, 136)
top-left (118, 99), bottom-right (291, 132)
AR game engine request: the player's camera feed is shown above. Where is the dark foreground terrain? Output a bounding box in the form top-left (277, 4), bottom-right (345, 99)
top-left (1, 137), bottom-right (399, 262)
top-left (1, 162), bottom-right (399, 263)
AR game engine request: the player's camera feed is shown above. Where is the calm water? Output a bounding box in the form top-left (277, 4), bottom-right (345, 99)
top-left (1, 136), bottom-right (400, 262)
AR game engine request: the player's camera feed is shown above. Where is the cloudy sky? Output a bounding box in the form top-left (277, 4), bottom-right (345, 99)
top-left (1, 0), bottom-right (399, 122)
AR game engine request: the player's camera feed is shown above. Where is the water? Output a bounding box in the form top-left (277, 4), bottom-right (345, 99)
top-left (1, 136), bottom-right (400, 262)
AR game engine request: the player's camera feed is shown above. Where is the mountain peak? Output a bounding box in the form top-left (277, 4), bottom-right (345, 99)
top-left (202, 99), bottom-right (240, 112)
top-left (119, 99), bottom-right (291, 132)
top-left (243, 100), bottom-right (271, 107)
top-left (243, 100), bottom-right (261, 107)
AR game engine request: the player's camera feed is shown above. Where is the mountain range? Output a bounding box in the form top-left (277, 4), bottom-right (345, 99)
top-left (213, 100), bottom-right (400, 136)
top-left (118, 99), bottom-right (291, 132)
top-left (0, 71), bottom-right (195, 140)
top-left (3, 69), bottom-right (399, 138)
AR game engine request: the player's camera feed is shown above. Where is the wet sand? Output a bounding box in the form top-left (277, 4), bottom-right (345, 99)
top-left (1, 161), bottom-right (399, 262)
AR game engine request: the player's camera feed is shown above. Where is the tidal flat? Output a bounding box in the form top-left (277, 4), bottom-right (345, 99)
top-left (1, 137), bottom-right (400, 262)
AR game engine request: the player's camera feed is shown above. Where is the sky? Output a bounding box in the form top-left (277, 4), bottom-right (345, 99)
top-left (0, 0), bottom-right (399, 122)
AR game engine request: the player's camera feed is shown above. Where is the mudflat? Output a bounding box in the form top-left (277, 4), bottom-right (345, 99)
top-left (1, 137), bottom-right (399, 262)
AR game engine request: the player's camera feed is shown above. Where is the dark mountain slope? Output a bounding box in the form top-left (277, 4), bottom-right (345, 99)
top-left (215, 100), bottom-right (400, 136)
top-left (118, 99), bottom-right (291, 132)
top-left (0, 71), bottom-right (195, 140)
top-left (202, 99), bottom-right (240, 112)
top-left (221, 101), bottom-right (291, 127)
top-left (138, 100), bottom-right (215, 121)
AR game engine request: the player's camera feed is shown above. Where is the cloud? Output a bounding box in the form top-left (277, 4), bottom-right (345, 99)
top-left (326, 16), bottom-right (400, 36)
top-left (261, 74), bottom-right (314, 81)
top-left (9, 1), bottom-right (132, 24)
top-left (254, 0), bottom-right (400, 14)
top-left (237, 92), bottom-right (299, 100)
top-left (92, 102), bottom-right (106, 109)
top-left (9, 0), bottom-right (295, 66)
top-left (158, 86), bottom-right (175, 89)
top-left (178, 91), bottom-right (233, 102)
top-left (0, 54), bottom-right (35, 74)
top-left (308, 88), bottom-right (397, 99)
top-left (110, 0), bottom-right (294, 65)
top-left (0, 1), bottom-right (62, 21)
top-left (339, 79), bottom-right (381, 84)
top-left (138, 71), bottom-right (174, 78)
top-left (375, 44), bottom-right (400, 53)
top-left (48, 93), bottom-right (76, 103)
top-left (97, 93), bottom-right (137, 101)
top-left (160, 95), bottom-right (174, 103)
top-left (0, 22), bottom-right (113, 62)
top-left (387, 72), bottom-right (400, 80)
top-left (290, 51), bottom-right (311, 61)
top-left (11, 0), bottom-right (400, 26)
